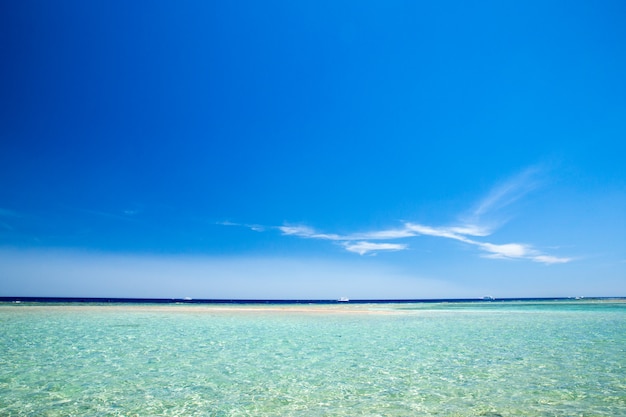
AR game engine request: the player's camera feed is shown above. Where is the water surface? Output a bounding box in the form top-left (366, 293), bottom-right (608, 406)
top-left (1, 300), bottom-right (624, 416)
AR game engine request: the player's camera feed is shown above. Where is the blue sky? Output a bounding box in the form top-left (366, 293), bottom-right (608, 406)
top-left (1, 0), bottom-right (625, 299)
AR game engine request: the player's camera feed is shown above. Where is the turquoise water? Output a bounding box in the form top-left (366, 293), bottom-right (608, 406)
top-left (1, 301), bottom-right (625, 416)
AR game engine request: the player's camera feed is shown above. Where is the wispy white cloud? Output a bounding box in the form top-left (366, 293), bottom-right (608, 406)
top-left (278, 225), bottom-right (416, 242)
top-left (233, 219), bottom-right (570, 263)
top-left (217, 220), bottom-right (240, 226)
top-left (530, 254), bottom-right (572, 265)
top-left (403, 223), bottom-right (570, 263)
top-left (468, 165), bottom-right (543, 221)
top-left (447, 224), bottom-right (492, 237)
top-left (404, 223), bottom-right (467, 240)
top-left (478, 242), bottom-right (531, 259)
top-left (476, 242), bottom-right (572, 264)
top-left (221, 166), bottom-right (571, 264)
top-left (347, 228), bottom-right (418, 240)
top-left (218, 220), bottom-right (266, 232)
top-left (278, 225), bottom-right (343, 241)
top-left (342, 241), bottom-right (408, 255)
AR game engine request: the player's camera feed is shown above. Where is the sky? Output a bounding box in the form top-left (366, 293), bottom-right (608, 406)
top-left (1, 0), bottom-right (625, 299)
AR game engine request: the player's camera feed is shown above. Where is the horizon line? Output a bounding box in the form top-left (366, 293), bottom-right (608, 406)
top-left (1, 296), bottom-right (623, 304)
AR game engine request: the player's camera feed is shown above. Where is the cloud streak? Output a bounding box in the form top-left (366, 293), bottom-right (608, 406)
top-left (342, 241), bottom-right (408, 255)
top-left (224, 166), bottom-right (571, 264)
top-left (275, 222), bottom-right (571, 263)
top-left (478, 166), bottom-right (541, 214)
top-left (465, 165), bottom-right (544, 227)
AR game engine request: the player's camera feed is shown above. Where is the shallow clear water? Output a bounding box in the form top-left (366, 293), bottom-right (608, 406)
top-left (1, 301), bottom-right (625, 416)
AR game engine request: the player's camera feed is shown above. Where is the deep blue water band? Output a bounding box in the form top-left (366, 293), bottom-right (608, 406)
top-left (1, 296), bottom-right (623, 304)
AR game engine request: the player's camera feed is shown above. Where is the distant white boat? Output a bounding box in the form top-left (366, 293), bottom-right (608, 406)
top-left (482, 296), bottom-right (495, 301)
top-left (337, 297), bottom-right (349, 302)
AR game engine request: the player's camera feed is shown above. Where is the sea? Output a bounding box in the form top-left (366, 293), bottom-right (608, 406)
top-left (1, 298), bottom-right (625, 416)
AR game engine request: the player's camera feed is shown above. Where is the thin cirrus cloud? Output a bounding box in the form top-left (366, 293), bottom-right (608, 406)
top-left (342, 241), bottom-right (408, 256)
top-left (224, 166), bottom-right (572, 264)
top-left (463, 165), bottom-right (544, 229)
top-left (277, 222), bottom-right (571, 264)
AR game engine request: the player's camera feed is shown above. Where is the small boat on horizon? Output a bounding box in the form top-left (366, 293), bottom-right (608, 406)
top-left (337, 297), bottom-right (350, 302)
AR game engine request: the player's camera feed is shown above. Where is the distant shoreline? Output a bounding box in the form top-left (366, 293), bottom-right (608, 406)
top-left (1, 296), bottom-right (625, 305)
